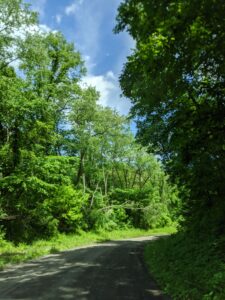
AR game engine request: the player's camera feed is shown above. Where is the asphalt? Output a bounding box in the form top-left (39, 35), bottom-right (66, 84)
top-left (0, 236), bottom-right (170, 300)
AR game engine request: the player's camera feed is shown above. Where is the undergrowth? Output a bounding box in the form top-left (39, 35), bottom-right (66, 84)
top-left (144, 233), bottom-right (225, 300)
top-left (0, 227), bottom-right (175, 270)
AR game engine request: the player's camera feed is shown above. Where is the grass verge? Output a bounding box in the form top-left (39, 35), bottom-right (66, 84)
top-left (144, 232), bottom-right (225, 300)
top-left (0, 227), bottom-right (175, 270)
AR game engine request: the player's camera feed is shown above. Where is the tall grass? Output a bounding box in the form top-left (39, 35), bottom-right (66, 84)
top-left (0, 227), bottom-right (176, 270)
top-left (144, 233), bottom-right (225, 299)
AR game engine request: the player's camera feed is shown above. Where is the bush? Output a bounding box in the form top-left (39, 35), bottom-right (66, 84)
top-left (144, 233), bottom-right (225, 299)
top-left (0, 155), bottom-right (80, 242)
top-left (44, 185), bottom-right (89, 233)
top-left (109, 188), bottom-right (177, 229)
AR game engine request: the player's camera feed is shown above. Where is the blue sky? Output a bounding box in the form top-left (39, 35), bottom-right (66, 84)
top-left (25, 0), bottom-right (134, 115)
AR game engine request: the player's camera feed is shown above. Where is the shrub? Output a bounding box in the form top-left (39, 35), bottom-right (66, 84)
top-left (44, 185), bottom-right (89, 233)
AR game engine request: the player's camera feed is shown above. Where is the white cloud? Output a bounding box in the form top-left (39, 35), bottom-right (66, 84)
top-left (62, 0), bottom-right (133, 115)
top-left (63, 0), bottom-right (134, 75)
top-left (13, 23), bottom-right (51, 39)
top-left (9, 23), bottom-right (52, 69)
top-left (114, 33), bottom-right (136, 76)
top-left (106, 71), bottom-right (116, 80)
top-left (65, 3), bottom-right (77, 15)
top-left (82, 74), bottom-right (114, 107)
top-left (64, 0), bottom-right (102, 70)
top-left (65, 0), bottom-right (83, 15)
top-left (28, 0), bottom-right (47, 18)
top-left (55, 14), bottom-right (62, 24)
top-left (37, 24), bottom-right (51, 34)
top-left (81, 71), bottom-right (131, 115)
top-left (83, 55), bottom-right (96, 73)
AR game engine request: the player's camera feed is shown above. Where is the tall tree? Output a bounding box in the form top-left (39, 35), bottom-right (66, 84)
top-left (18, 31), bottom-right (85, 155)
top-left (67, 86), bottom-right (127, 191)
top-left (115, 0), bottom-right (225, 233)
top-left (0, 0), bottom-right (36, 70)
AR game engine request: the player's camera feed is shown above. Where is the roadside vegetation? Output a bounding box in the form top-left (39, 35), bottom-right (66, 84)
top-left (145, 233), bottom-right (225, 300)
top-left (1, 1), bottom-right (224, 299)
top-left (0, 0), bottom-right (180, 269)
top-left (115, 0), bottom-right (225, 299)
top-left (0, 227), bottom-right (176, 270)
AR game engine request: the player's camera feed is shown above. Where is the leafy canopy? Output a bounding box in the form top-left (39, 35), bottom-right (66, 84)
top-left (115, 0), bottom-right (225, 234)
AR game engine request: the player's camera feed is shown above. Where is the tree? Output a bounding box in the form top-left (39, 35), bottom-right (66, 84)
top-left (0, 0), bottom-right (181, 242)
top-left (0, 12), bottom-right (85, 241)
top-left (0, 0), bottom-right (36, 71)
top-left (18, 31), bottom-right (85, 155)
top-left (67, 86), bottom-right (128, 192)
top-left (115, 0), bottom-right (225, 234)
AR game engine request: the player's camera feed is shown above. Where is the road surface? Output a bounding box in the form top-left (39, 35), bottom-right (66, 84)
top-left (0, 236), bottom-right (169, 300)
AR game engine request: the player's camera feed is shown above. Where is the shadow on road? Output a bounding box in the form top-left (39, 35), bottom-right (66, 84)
top-left (0, 237), bottom-right (169, 300)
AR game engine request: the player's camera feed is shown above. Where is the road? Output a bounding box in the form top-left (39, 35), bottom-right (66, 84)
top-left (0, 236), bottom-right (169, 300)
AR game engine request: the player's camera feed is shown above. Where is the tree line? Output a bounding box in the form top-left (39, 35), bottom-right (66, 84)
top-left (115, 0), bottom-right (225, 239)
top-left (115, 1), bottom-right (225, 298)
top-left (0, 0), bottom-right (180, 243)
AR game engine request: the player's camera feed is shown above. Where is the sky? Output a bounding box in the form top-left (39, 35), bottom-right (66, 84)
top-left (25, 0), bottom-right (134, 116)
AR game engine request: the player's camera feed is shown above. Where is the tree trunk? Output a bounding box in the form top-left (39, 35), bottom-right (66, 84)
top-left (12, 121), bottom-right (20, 169)
top-left (75, 150), bottom-right (85, 185)
top-left (103, 167), bottom-right (108, 196)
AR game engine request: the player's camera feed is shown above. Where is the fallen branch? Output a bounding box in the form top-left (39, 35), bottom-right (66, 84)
top-left (97, 203), bottom-right (152, 211)
top-left (0, 215), bottom-right (19, 221)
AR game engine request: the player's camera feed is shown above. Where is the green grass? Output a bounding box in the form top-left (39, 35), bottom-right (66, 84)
top-left (0, 227), bottom-right (176, 270)
top-left (144, 232), bottom-right (225, 300)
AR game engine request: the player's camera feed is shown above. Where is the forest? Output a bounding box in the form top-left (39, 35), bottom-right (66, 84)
top-left (115, 0), bottom-right (225, 299)
top-left (0, 0), bottom-right (179, 244)
top-left (0, 0), bottom-right (224, 299)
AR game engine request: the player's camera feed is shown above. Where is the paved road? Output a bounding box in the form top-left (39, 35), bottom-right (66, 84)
top-left (0, 236), bottom-right (169, 300)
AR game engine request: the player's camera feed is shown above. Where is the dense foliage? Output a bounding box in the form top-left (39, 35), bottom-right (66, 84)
top-left (0, 0), bottom-right (180, 243)
top-left (115, 0), bottom-right (225, 298)
top-left (145, 233), bottom-right (225, 299)
top-left (115, 0), bottom-right (225, 235)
